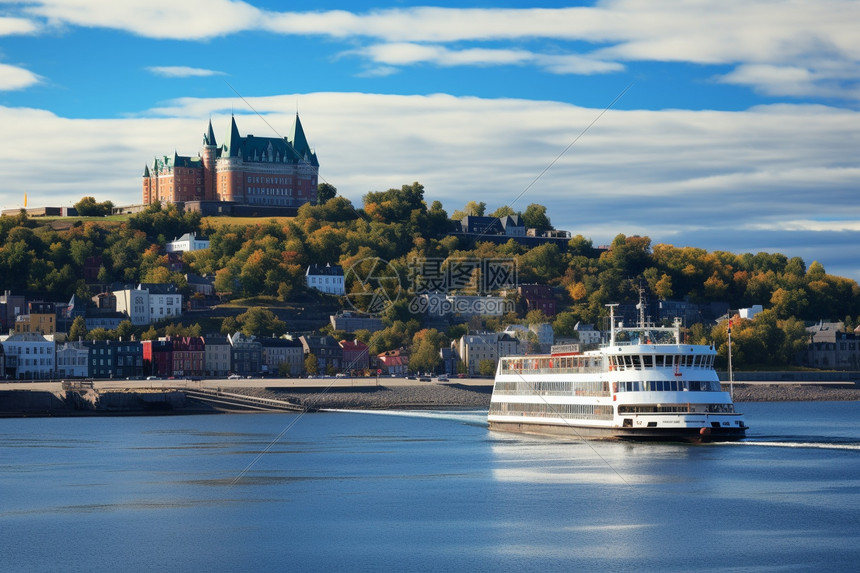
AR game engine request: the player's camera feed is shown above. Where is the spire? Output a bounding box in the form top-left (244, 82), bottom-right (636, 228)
top-left (289, 113), bottom-right (310, 158)
top-left (143, 164), bottom-right (150, 177)
top-left (224, 115), bottom-right (242, 157)
top-left (204, 119), bottom-right (217, 147)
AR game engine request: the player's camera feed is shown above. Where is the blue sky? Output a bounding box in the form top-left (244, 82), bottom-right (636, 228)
top-left (1, 1), bottom-right (859, 283)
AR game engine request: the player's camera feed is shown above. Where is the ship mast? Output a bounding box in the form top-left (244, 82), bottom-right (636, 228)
top-left (727, 317), bottom-right (734, 399)
top-left (606, 303), bottom-right (618, 346)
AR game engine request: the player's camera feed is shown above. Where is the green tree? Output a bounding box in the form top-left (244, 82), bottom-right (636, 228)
top-left (552, 311), bottom-right (580, 337)
top-left (410, 328), bottom-right (445, 373)
top-left (141, 326), bottom-right (159, 340)
top-left (450, 200), bottom-right (487, 220)
top-left (521, 203), bottom-right (552, 233)
top-left (317, 182), bottom-right (337, 205)
top-left (478, 359), bottom-right (497, 377)
top-left (490, 205), bottom-right (517, 218)
top-left (74, 196), bottom-right (114, 217)
top-left (236, 307), bottom-right (286, 337)
top-left (525, 309), bottom-right (549, 325)
top-left (68, 316), bottom-right (87, 342)
top-left (304, 353), bottom-right (318, 375)
top-left (87, 327), bottom-right (115, 341)
top-left (116, 320), bottom-right (135, 340)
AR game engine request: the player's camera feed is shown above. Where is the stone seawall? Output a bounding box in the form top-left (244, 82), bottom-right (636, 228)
top-left (0, 389), bottom-right (197, 417)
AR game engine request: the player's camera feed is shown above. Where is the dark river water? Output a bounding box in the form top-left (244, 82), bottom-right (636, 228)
top-left (1, 402), bottom-right (858, 572)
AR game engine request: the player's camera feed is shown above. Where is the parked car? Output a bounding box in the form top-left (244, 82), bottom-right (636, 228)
top-left (227, 374), bottom-right (241, 380)
top-left (419, 376), bottom-right (432, 382)
top-left (436, 376), bottom-right (449, 382)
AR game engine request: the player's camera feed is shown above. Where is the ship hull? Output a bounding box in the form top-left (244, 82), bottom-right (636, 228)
top-left (488, 420), bottom-right (746, 443)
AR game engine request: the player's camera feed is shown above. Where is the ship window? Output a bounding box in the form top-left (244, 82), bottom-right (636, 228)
top-left (643, 355), bottom-right (653, 368)
top-left (631, 355), bottom-right (642, 369)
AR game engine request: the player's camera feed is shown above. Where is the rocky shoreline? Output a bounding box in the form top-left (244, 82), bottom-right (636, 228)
top-left (240, 382), bottom-right (859, 411)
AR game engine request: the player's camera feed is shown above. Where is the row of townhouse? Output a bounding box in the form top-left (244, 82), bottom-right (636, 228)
top-left (0, 332), bottom-right (307, 380)
top-left (1, 284), bottom-right (185, 336)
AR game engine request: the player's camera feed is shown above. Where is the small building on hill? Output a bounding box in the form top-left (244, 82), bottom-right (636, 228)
top-left (305, 264), bottom-right (345, 295)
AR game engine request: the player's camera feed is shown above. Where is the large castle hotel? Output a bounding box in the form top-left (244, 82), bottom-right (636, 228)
top-left (142, 115), bottom-right (319, 209)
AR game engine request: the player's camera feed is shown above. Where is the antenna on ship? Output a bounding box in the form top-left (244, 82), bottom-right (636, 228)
top-left (727, 316), bottom-right (734, 400)
top-left (636, 285), bottom-right (652, 343)
top-left (606, 303), bottom-right (618, 346)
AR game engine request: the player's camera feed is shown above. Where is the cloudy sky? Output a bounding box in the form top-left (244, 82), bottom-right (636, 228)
top-left (1, 0), bottom-right (859, 280)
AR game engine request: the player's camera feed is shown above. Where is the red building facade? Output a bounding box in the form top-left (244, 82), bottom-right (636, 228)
top-left (143, 115), bottom-right (319, 208)
top-left (170, 336), bottom-right (205, 377)
top-left (142, 339), bottom-right (173, 377)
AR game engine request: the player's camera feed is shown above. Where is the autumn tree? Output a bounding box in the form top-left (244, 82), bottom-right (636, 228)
top-left (409, 328), bottom-right (446, 373)
top-left (450, 200), bottom-right (487, 220)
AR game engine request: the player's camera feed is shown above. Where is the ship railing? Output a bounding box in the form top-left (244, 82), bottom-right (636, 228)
top-left (498, 365), bottom-right (604, 375)
top-left (499, 356), bottom-right (603, 374)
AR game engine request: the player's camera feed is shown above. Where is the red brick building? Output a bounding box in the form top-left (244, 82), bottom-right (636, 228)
top-left (170, 336), bottom-right (205, 378)
top-left (142, 115), bottom-right (319, 208)
top-left (339, 339), bottom-right (370, 371)
top-left (142, 339), bottom-right (173, 378)
top-left (519, 284), bottom-right (557, 317)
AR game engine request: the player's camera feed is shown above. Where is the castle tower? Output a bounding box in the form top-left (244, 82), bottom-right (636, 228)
top-left (201, 119), bottom-right (218, 201)
top-left (217, 115), bottom-right (245, 203)
top-left (142, 164), bottom-right (153, 205)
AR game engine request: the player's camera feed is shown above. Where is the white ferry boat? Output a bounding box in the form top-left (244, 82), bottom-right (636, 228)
top-left (488, 302), bottom-right (747, 442)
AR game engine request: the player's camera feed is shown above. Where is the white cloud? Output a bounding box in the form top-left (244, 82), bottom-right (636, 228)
top-left (0, 62), bottom-right (41, 90)
top-left (146, 66), bottom-right (225, 78)
top-left (719, 64), bottom-right (860, 100)
top-left (0, 16), bottom-right (38, 35)
top-left (350, 43), bottom-right (622, 75)
top-left (14, 2), bottom-right (860, 98)
top-left (23, 0), bottom-right (262, 40)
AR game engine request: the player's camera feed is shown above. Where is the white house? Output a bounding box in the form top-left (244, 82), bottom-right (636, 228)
top-left (56, 341), bottom-right (90, 378)
top-left (458, 332), bottom-right (520, 375)
top-left (305, 263), bottom-right (345, 295)
top-left (114, 284), bottom-right (182, 326)
top-left (165, 232), bottom-right (210, 253)
top-left (530, 323), bottom-right (554, 349)
top-left (574, 322), bottom-right (602, 346)
top-left (0, 332), bottom-right (56, 379)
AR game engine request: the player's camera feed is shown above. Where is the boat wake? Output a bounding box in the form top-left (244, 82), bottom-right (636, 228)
top-left (325, 408), bottom-right (489, 427)
top-left (724, 438), bottom-right (860, 451)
